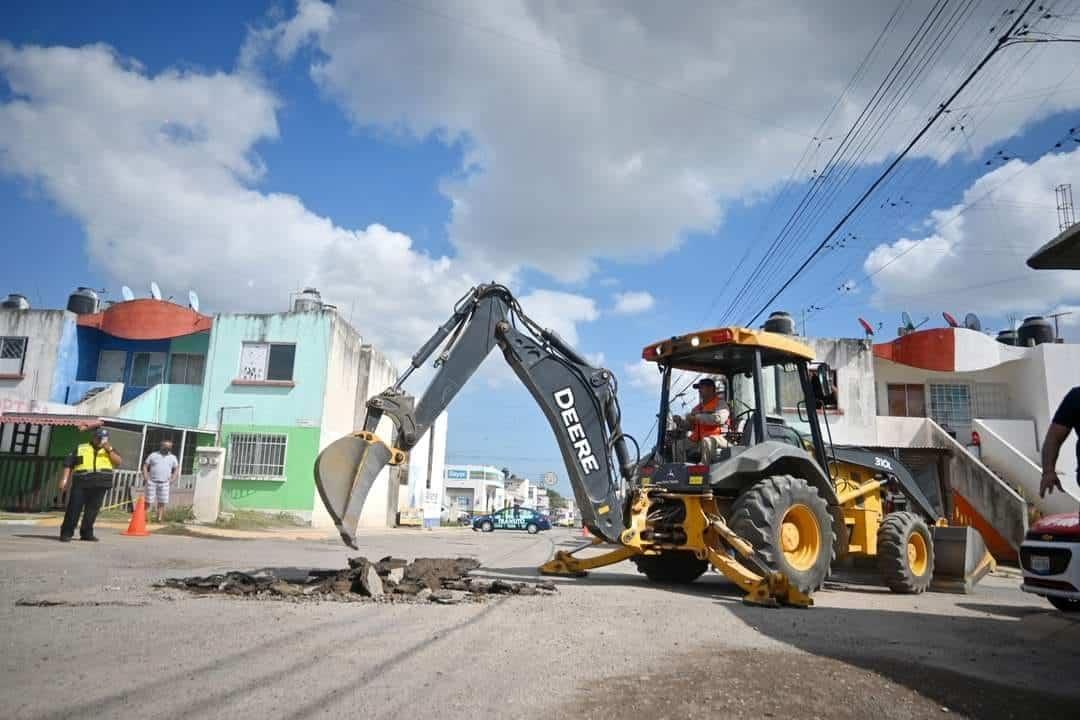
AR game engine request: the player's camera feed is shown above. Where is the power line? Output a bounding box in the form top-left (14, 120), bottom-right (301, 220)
top-left (742, 0), bottom-right (1044, 326)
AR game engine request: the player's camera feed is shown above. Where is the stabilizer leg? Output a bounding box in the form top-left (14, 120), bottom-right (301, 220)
top-left (539, 539), bottom-right (640, 577)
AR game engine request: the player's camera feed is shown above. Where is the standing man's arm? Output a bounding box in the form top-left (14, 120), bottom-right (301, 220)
top-left (170, 455), bottom-right (180, 482)
top-left (1041, 424), bottom-right (1070, 497)
top-left (59, 452), bottom-right (78, 491)
top-left (1041, 388), bottom-right (1079, 498)
top-left (142, 456), bottom-right (151, 484)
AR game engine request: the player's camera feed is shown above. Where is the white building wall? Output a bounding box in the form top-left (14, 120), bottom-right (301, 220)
top-left (0, 309), bottom-right (68, 408)
top-left (405, 411), bottom-right (449, 511)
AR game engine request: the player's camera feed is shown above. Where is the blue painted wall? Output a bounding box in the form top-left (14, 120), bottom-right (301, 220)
top-left (74, 328), bottom-right (209, 406)
top-left (49, 314), bottom-right (79, 403)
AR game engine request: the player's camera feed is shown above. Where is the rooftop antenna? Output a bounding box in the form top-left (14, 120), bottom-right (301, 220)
top-left (857, 317), bottom-right (875, 338)
top-left (942, 311), bottom-right (960, 328)
top-left (188, 290), bottom-right (200, 313)
top-left (963, 313), bottom-right (982, 332)
top-left (149, 281), bottom-right (162, 301)
top-left (1046, 310), bottom-right (1074, 337)
top-left (121, 285), bottom-right (135, 302)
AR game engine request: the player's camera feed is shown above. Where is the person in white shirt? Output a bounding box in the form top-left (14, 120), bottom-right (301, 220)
top-left (142, 440), bottom-right (180, 522)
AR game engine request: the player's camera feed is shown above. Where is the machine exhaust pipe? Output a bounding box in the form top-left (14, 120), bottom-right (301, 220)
top-left (314, 432), bottom-right (405, 548)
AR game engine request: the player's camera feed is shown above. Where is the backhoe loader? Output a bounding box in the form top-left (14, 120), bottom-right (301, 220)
top-left (314, 284), bottom-right (989, 607)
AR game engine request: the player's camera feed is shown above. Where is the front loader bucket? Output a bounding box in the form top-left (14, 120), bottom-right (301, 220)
top-left (930, 525), bottom-right (995, 594)
top-left (314, 432), bottom-right (404, 548)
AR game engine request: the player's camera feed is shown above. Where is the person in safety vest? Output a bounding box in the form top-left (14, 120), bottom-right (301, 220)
top-left (59, 426), bottom-right (122, 542)
top-left (671, 377), bottom-right (730, 463)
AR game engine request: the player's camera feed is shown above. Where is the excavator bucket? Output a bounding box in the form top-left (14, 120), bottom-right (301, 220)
top-left (314, 432), bottom-right (404, 548)
top-left (930, 525), bottom-right (995, 593)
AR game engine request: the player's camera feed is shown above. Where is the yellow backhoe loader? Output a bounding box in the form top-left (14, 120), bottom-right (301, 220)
top-left (314, 284), bottom-right (990, 607)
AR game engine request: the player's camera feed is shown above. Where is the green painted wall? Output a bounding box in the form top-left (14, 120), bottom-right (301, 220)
top-left (198, 313), bottom-right (331, 429)
top-left (170, 332), bottom-right (210, 355)
top-left (116, 383), bottom-right (203, 427)
top-left (219, 424), bottom-right (320, 512)
top-left (47, 426), bottom-right (82, 458)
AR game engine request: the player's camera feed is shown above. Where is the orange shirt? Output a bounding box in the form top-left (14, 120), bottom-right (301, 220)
top-left (689, 396), bottom-right (725, 442)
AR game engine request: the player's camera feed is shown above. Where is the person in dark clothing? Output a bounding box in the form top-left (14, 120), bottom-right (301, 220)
top-left (1040, 386), bottom-right (1080, 499)
top-left (59, 426), bottom-right (122, 542)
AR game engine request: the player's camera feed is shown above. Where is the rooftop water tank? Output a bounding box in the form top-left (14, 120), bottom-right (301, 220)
top-left (293, 287), bottom-right (322, 313)
top-left (995, 329), bottom-right (1017, 346)
top-left (1017, 315), bottom-right (1054, 347)
top-left (763, 311), bottom-right (796, 335)
top-left (1, 293), bottom-right (30, 310)
top-left (66, 287), bottom-right (99, 315)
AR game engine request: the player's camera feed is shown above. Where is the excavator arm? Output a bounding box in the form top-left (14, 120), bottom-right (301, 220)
top-left (315, 283), bottom-right (637, 548)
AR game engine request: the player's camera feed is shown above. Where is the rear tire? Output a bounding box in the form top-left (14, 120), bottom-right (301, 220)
top-left (526, 523), bottom-right (539, 534)
top-left (481, 521), bottom-right (494, 533)
top-left (633, 551), bottom-right (709, 584)
top-left (1048, 595), bottom-right (1080, 612)
top-left (877, 511), bottom-right (934, 594)
top-left (728, 475), bottom-right (834, 593)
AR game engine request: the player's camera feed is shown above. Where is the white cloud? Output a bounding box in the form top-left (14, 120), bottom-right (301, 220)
top-left (864, 147), bottom-right (1080, 316)
top-left (0, 42), bottom-right (596, 369)
top-left (518, 289), bottom-right (598, 346)
top-left (240, 0), bottom-right (332, 67)
top-left (624, 360), bottom-right (663, 391)
top-left (300, 1), bottom-right (1080, 283)
top-left (612, 291), bottom-right (655, 315)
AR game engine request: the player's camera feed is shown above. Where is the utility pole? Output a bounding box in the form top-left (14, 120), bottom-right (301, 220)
top-left (1056, 183), bottom-right (1076, 232)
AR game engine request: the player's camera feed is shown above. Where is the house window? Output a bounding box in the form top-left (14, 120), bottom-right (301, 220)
top-left (227, 432), bottom-right (288, 478)
top-left (0, 336), bottom-right (28, 375)
top-left (238, 342), bottom-right (296, 382)
top-left (974, 383), bottom-right (1008, 419)
top-left (456, 495), bottom-right (470, 509)
top-left (130, 352), bottom-right (167, 387)
top-left (96, 350), bottom-right (126, 383)
top-left (887, 384), bottom-right (926, 417)
top-left (169, 353), bottom-right (205, 384)
top-left (1, 423), bottom-right (49, 455)
top-left (929, 384), bottom-right (972, 430)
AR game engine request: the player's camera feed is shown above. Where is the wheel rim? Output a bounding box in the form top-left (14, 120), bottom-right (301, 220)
top-left (907, 532), bottom-right (929, 576)
top-left (780, 504), bottom-right (820, 571)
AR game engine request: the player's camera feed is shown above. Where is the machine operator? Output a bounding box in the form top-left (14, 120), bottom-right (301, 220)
top-left (671, 377), bottom-right (730, 463)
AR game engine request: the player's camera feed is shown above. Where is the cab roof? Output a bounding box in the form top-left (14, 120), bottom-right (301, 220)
top-left (641, 327), bottom-right (815, 373)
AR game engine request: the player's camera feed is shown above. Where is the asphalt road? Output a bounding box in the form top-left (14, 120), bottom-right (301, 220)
top-left (1, 524), bottom-right (1077, 720)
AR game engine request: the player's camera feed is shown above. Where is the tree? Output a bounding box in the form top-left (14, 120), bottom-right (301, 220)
top-left (545, 488), bottom-right (568, 510)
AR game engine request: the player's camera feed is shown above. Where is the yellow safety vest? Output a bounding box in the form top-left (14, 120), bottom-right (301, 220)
top-left (73, 443), bottom-right (115, 474)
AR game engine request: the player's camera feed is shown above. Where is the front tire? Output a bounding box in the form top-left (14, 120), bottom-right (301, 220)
top-left (1048, 595), bottom-right (1080, 612)
top-left (877, 511), bottom-right (934, 594)
top-left (481, 521), bottom-right (494, 533)
top-left (633, 551), bottom-right (709, 584)
top-left (728, 475), bottom-right (834, 593)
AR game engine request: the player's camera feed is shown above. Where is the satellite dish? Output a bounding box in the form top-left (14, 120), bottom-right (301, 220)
top-left (150, 281), bottom-right (162, 301)
top-left (964, 313), bottom-right (982, 332)
top-left (901, 311), bottom-right (914, 330)
top-left (942, 311), bottom-right (960, 328)
top-left (188, 290), bottom-right (200, 313)
top-left (121, 285), bottom-right (135, 302)
top-left (858, 317), bottom-right (875, 337)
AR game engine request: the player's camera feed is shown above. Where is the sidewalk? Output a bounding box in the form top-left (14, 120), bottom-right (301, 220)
top-left (0, 512), bottom-right (476, 541)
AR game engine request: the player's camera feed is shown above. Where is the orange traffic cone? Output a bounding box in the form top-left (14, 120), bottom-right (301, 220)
top-left (122, 497), bottom-right (151, 537)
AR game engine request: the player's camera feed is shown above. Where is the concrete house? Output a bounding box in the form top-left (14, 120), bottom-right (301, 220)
top-left (198, 293), bottom-right (448, 528)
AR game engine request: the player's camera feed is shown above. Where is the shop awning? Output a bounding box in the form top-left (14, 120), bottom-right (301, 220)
top-left (0, 413), bottom-right (104, 428)
top-left (1028, 223), bottom-right (1080, 270)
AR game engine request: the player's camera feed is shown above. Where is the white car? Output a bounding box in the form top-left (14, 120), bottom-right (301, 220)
top-left (1020, 512), bottom-right (1080, 612)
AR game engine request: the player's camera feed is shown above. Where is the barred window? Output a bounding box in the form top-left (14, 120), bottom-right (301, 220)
top-left (228, 433), bottom-right (288, 479)
top-left (974, 383), bottom-right (1009, 419)
top-left (929, 384), bottom-right (972, 429)
top-left (0, 336), bottom-right (27, 375)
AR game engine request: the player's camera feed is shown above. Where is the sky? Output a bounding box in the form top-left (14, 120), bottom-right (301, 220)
top-left (2, 0), bottom-right (1080, 496)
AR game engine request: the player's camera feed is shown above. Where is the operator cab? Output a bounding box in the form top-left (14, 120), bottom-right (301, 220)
top-left (640, 326), bottom-right (833, 494)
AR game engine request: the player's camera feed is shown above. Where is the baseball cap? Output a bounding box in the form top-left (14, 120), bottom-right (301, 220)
top-left (693, 378), bottom-right (716, 389)
top-left (94, 427), bottom-right (110, 439)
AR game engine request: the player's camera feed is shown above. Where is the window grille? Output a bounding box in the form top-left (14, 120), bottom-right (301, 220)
top-left (228, 433), bottom-right (288, 478)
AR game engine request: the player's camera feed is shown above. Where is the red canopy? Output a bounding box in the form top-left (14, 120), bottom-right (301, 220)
top-left (0, 413), bottom-right (104, 428)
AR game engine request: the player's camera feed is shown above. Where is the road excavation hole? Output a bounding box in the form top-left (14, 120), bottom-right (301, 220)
top-left (158, 556), bottom-right (559, 605)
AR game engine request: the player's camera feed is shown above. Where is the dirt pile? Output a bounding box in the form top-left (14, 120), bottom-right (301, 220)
top-left (160, 556), bottom-right (558, 603)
